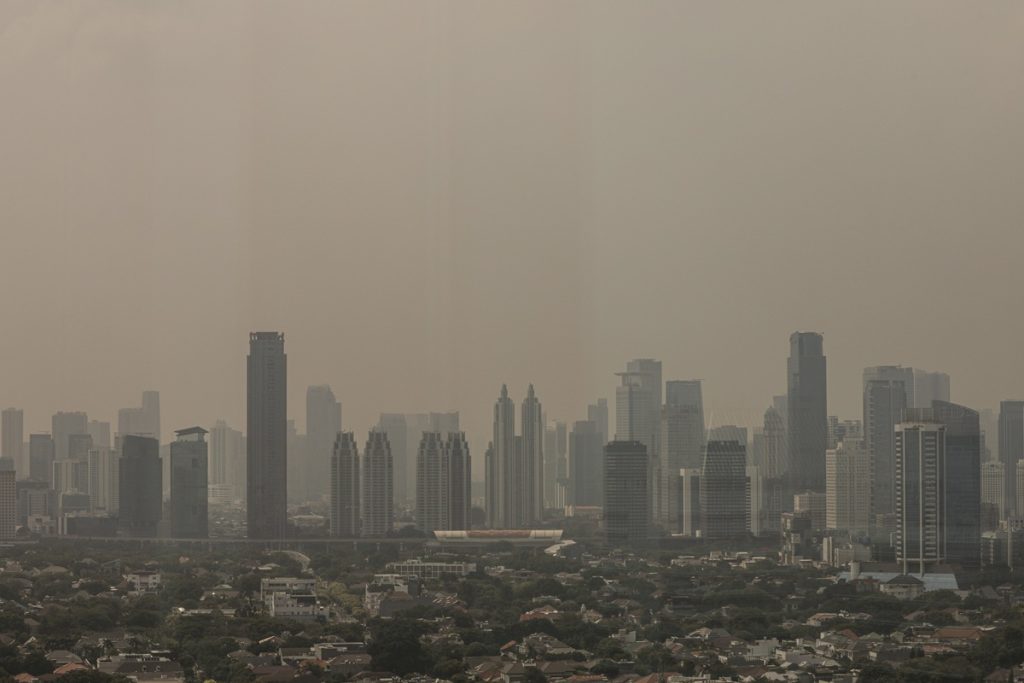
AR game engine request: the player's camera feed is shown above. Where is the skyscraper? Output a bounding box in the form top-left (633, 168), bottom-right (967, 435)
top-left (603, 441), bottom-right (649, 546)
top-left (377, 414), bottom-right (408, 506)
top-left (863, 366), bottom-right (911, 520)
top-left (415, 432), bottom-right (447, 534)
top-left (209, 420), bottom-right (244, 502)
top-left (981, 461), bottom-right (1005, 529)
top-left (760, 405), bottom-right (788, 534)
top-left (932, 400), bottom-right (981, 568)
top-left (118, 391), bottom-right (161, 442)
top-left (616, 360), bottom-right (661, 524)
top-left (446, 432), bottom-right (472, 531)
top-left (825, 440), bottom-right (871, 534)
top-left (362, 431), bottom-right (393, 537)
top-left (170, 427), bottom-right (209, 538)
top-left (2, 409), bottom-right (23, 476)
top-left (660, 380), bottom-right (705, 531)
top-left (119, 435), bottom-right (162, 537)
top-left (543, 421), bottom-right (567, 510)
top-left (787, 332), bottom-right (828, 495)
top-left (330, 432), bottom-right (360, 537)
top-left (28, 434), bottom-right (55, 485)
top-left (913, 370), bottom-right (950, 410)
top-left (247, 332), bottom-right (288, 539)
top-left (520, 385), bottom-right (544, 524)
top-left (489, 386), bottom-right (515, 528)
top-left (587, 398), bottom-right (609, 446)
top-left (999, 401), bottom-right (1024, 518)
top-left (895, 416), bottom-right (945, 575)
top-left (700, 440), bottom-right (749, 540)
top-left (52, 411), bottom-right (88, 461)
top-left (88, 420), bottom-right (111, 450)
top-left (88, 446), bottom-right (119, 514)
top-left (0, 470), bottom-right (14, 540)
top-left (305, 385), bottom-right (342, 503)
top-left (569, 421), bottom-right (603, 507)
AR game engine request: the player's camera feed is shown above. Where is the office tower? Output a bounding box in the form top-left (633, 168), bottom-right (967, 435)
top-left (489, 386), bottom-right (515, 528)
top-left (569, 421), bottom-right (604, 507)
top-left (787, 332), bottom-right (828, 495)
top-left (700, 440), bottom-right (749, 539)
top-left (118, 435), bottom-right (162, 537)
top-left (247, 331), bottom-right (288, 539)
top-left (209, 420), bottom-right (244, 501)
top-left (87, 421), bottom-right (111, 450)
top-left (981, 461), bottom-right (1005, 529)
top-left (932, 401), bottom-right (981, 568)
top-left (588, 398), bottom-right (609, 446)
top-left (0, 470), bottom-right (14, 540)
top-left (678, 469), bottom-right (701, 536)
top-left (603, 441), bottom-right (649, 546)
top-left (286, 419), bottom-right (305, 503)
top-left (446, 432), bottom-right (472, 531)
top-left (772, 395), bottom-right (789, 427)
top-left (543, 421), bottom-right (567, 510)
top-left (828, 417), bottom-right (863, 449)
top-left (170, 427), bottom-right (209, 538)
top-left (484, 442), bottom-right (496, 524)
top-left (863, 365), bottom-right (911, 520)
top-left (403, 412), bottom-right (459, 510)
top-left (747, 465), bottom-right (762, 535)
top-left (377, 414), bottom-right (409, 506)
top-left (895, 416), bottom-right (946, 574)
top-left (913, 370), bottom-right (950, 410)
top-left (415, 432), bottom-right (447, 534)
top-left (88, 447), bottom-right (119, 513)
top-left (17, 479), bottom-right (55, 526)
top-left (305, 385), bottom-right (341, 503)
top-left (68, 433), bottom-right (92, 461)
top-left (660, 381), bottom-right (706, 531)
top-left (28, 434), bottom-right (55, 485)
top-left (708, 425), bottom-right (748, 448)
top-left (2, 409), bottom-right (23, 475)
top-left (329, 432), bottom-right (360, 537)
top-left (53, 459), bottom-right (89, 499)
top-left (980, 408), bottom-right (999, 462)
top-left (52, 411), bottom-right (88, 461)
top-left (362, 431), bottom-right (393, 537)
top-left (825, 441), bottom-right (871, 533)
top-left (616, 359), bottom-right (661, 457)
top-left (520, 385), bottom-right (544, 523)
top-left (117, 391), bottom-right (160, 442)
top-left (794, 491), bottom-right (827, 531)
top-left (999, 401), bottom-right (1024, 517)
top-left (761, 407), bottom-right (787, 480)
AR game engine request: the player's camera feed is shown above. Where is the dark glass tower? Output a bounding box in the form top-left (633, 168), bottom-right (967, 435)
top-left (932, 401), bottom-right (980, 568)
top-left (119, 435), bottom-right (162, 537)
top-left (247, 332), bottom-right (287, 539)
top-left (863, 366), bottom-right (911, 520)
top-left (999, 400), bottom-right (1024, 517)
top-left (603, 440), bottom-right (649, 546)
top-left (170, 427), bottom-right (209, 538)
top-left (787, 332), bottom-right (828, 496)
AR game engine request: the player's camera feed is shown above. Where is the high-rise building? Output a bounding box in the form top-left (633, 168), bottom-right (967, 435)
top-left (117, 391), bottom-right (160, 442)
top-left (913, 370), bottom-right (950, 410)
top-left (52, 411), bottom-right (88, 461)
top-left (28, 434), bottom-right (55, 485)
top-left (247, 332), bottom-right (288, 539)
top-left (761, 406), bottom-right (788, 534)
top-left (446, 432), bottom-right (472, 531)
top-left (520, 385), bottom-right (544, 524)
top-left (569, 421), bottom-right (603, 508)
top-left (53, 459), bottom-right (89, 500)
top-left (0, 470), bottom-right (14, 540)
top-left (678, 468), bottom-right (701, 536)
top-left (362, 431), bottom-right (393, 537)
top-left (708, 425), bottom-right (748, 447)
top-left (68, 433), bottom-right (92, 461)
top-left (543, 421), bottom-right (567, 510)
top-left (825, 440), bottom-right (871, 534)
top-left (377, 414), bottom-right (409, 507)
top-left (828, 417), bottom-right (864, 449)
top-left (700, 440), bottom-right (749, 540)
top-left (415, 432), bottom-right (447, 534)
top-left (88, 447), bottom-right (119, 514)
top-left (170, 427), bottom-right (209, 538)
top-left (587, 398), bottom-right (609, 447)
top-left (489, 386), bottom-right (515, 528)
top-left (1017, 461), bottom-right (1024, 519)
top-left (863, 366), bottom-right (911, 520)
top-left (603, 441), bottom-right (649, 546)
top-left (209, 420), bottom-right (244, 502)
top-left (932, 401), bottom-right (981, 568)
top-left (304, 385), bottom-right (341, 503)
top-left (747, 464), bottom-right (763, 535)
top-left (2, 409), bottom-right (24, 476)
top-left (660, 380), bottom-right (705, 531)
top-left (794, 491), bottom-right (827, 531)
top-left (999, 401), bottom-right (1024, 518)
top-left (119, 435), bottom-right (162, 537)
top-left (895, 417), bottom-right (946, 574)
top-left (329, 432), bottom-right (360, 537)
top-left (787, 332), bottom-right (828, 495)
top-left (981, 461), bottom-right (1005, 529)
top-left (88, 421), bottom-right (111, 450)
top-left (617, 360), bottom-right (661, 524)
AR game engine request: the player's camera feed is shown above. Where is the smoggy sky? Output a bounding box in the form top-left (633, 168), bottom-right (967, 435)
top-left (2, 2), bottom-right (1023, 468)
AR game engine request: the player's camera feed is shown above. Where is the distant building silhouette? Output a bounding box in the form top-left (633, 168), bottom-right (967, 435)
top-left (446, 432), bottom-right (472, 531)
top-left (569, 420), bottom-right (603, 507)
top-left (825, 440), bottom-right (871, 534)
top-left (88, 420), bottom-right (111, 450)
top-left (660, 380), bottom-right (705, 532)
top-left (616, 360), bottom-right (661, 526)
top-left (932, 400), bottom-right (981, 568)
top-left (52, 411), bottom-right (87, 461)
top-left (2, 409), bottom-right (23, 476)
top-left (0, 469), bottom-right (14, 540)
top-left (247, 332), bottom-right (288, 539)
top-left (999, 400), bottom-right (1024, 517)
top-left (700, 440), bottom-right (749, 540)
top-left (587, 398), bottom-right (609, 447)
top-left (209, 420), bottom-right (244, 502)
top-left (304, 385), bottom-right (341, 503)
top-left (415, 432), bottom-right (446, 534)
top-left (895, 415), bottom-right (946, 574)
top-left (88, 446), bottom-right (119, 514)
top-left (519, 385), bottom-right (544, 525)
top-left (543, 421), bottom-right (567, 510)
top-left (603, 440), bottom-right (649, 546)
top-left (330, 432), bottom-right (360, 537)
top-left (29, 434), bottom-right (55, 486)
top-left (170, 427), bottom-right (209, 538)
top-left (863, 366), bottom-right (911, 520)
top-left (787, 332), bottom-right (828, 495)
top-left (913, 370), bottom-right (950, 409)
top-left (981, 461), bottom-right (1005, 530)
top-left (119, 435), bottom-right (162, 537)
top-left (362, 431), bottom-right (393, 537)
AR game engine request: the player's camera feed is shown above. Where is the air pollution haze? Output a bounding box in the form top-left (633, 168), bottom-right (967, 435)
top-left (2, 1), bottom-right (1023, 464)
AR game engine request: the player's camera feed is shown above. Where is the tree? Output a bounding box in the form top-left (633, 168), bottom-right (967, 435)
top-left (367, 619), bottom-right (431, 675)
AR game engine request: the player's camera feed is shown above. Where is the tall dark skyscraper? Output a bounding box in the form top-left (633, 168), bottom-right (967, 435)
top-left (787, 332), bottom-right (828, 495)
top-left (446, 432), bottom-right (472, 531)
top-left (587, 398), bottom-right (609, 446)
top-left (488, 385), bottom-right (515, 528)
top-left (2, 408), bottom-right (24, 476)
top-left (660, 380), bottom-right (705, 531)
top-left (415, 432), bottom-right (447, 534)
top-left (305, 385), bottom-right (342, 502)
top-left (119, 435), bottom-right (162, 538)
top-left (246, 332), bottom-right (288, 539)
top-left (569, 420), bottom-right (603, 507)
top-left (700, 440), bottom-right (750, 540)
top-left (28, 434), bottom-right (55, 485)
top-left (895, 416), bottom-right (946, 574)
top-left (362, 431), bottom-right (393, 537)
top-left (999, 400), bottom-right (1024, 518)
top-left (603, 440), bottom-right (649, 546)
top-left (520, 384), bottom-right (544, 525)
top-left (330, 432), bottom-right (360, 537)
top-left (932, 401), bottom-right (981, 568)
top-left (863, 366), bottom-right (911, 520)
top-left (170, 427), bottom-right (209, 538)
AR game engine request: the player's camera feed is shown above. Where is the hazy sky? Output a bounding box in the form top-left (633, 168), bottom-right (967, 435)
top-left (2, 2), bottom-right (1023, 466)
